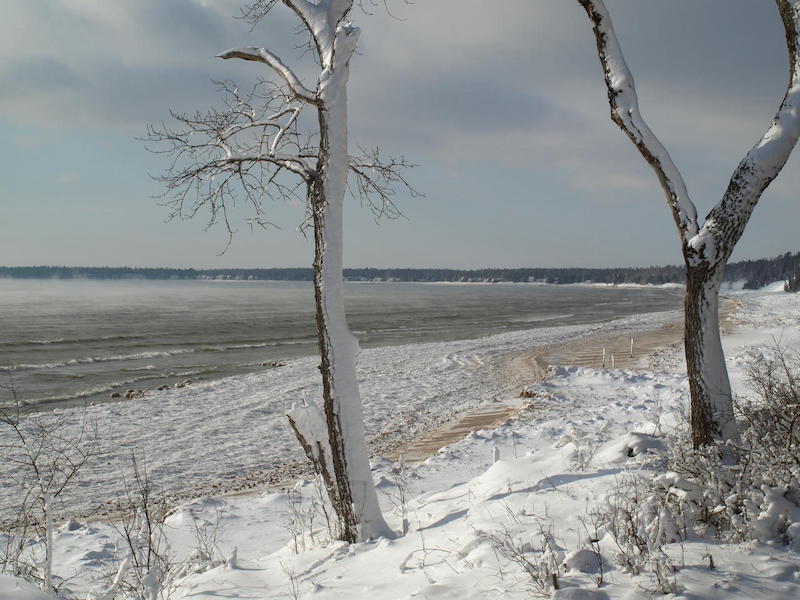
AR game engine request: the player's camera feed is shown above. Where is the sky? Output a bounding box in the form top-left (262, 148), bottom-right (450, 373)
top-left (1, 0), bottom-right (799, 270)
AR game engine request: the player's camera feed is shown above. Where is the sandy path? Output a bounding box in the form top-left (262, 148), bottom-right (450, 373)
top-left (214, 299), bottom-right (739, 499)
top-left (391, 299), bottom-right (738, 463)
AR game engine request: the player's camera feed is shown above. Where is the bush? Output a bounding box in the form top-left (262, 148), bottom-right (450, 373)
top-left (740, 344), bottom-right (800, 477)
top-left (656, 344), bottom-right (800, 545)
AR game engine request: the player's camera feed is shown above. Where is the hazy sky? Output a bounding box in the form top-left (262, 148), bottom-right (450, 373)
top-left (1, 0), bottom-right (798, 269)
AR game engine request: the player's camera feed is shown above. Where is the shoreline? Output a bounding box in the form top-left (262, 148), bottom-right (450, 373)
top-left (3, 298), bottom-right (730, 522)
top-left (219, 302), bottom-right (717, 497)
top-left (167, 309), bottom-right (695, 504)
top-left (26, 297), bottom-right (738, 524)
top-left (4, 281), bottom-right (686, 413)
top-left (387, 297), bottom-right (738, 464)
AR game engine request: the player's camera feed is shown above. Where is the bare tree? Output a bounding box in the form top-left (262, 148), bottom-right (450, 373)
top-left (0, 370), bottom-right (97, 592)
top-left (147, 0), bottom-right (416, 542)
top-left (576, 0), bottom-right (800, 448)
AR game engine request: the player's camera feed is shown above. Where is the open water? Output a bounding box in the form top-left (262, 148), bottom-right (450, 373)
top-left (0, 279), bottom-right (682, 409)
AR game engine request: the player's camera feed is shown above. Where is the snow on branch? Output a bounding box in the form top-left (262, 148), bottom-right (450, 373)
top-left (240, 1), bottom-right (410, 69)
top-left (217, 47), bottom-right (318, 103)
top-left (694, 0), bottom-right (800, 264)
top-left (348, 146), bottom-right (421, 221)
top-left (145, 80), bottom-right (314, 248)
top-left (287, 399), bottom-right (339, 500)
top-left (576, 0), bottom-right (699, 241)
top-left (239, 1), bottom-right (346, 68)
top-left (328, 0), bottom-right (355, 27)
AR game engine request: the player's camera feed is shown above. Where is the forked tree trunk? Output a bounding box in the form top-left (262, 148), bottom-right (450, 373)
top-left (576, 0), bottom-right (800, 450)
top-left (683, 260), bottom-right (739, 448)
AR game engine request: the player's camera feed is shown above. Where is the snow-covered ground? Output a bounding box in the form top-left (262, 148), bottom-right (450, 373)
top-left (0, 308), bottom-right (681, 521)
top-left (2, 289), bottom-right (800, 599)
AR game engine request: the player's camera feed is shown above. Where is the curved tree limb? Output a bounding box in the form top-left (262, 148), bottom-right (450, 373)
top-left (576, 0), bottom-right (698, 242)
top-left (578, 0), bottom-right (800, 266)
top-left (217, 47), bottom-right (318, 103)
top-left (692, 0), bottom-right (800, 266)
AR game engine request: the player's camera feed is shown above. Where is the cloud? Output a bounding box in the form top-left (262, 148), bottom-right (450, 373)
top-left (344, 0), bottom-right (793, 210)
top-left (1, 0), bottom-right (795, 242)
top-left (57, 171), bottom-right (80, 184)
top-left (0, 0), bottom-right (299, 131)
top-left (0, 57), bottom-right (86, 92)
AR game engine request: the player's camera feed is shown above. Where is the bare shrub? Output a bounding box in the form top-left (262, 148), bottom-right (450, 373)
top-left (648, 344), bottom-right (800, 546)
top-left (286, 476), bottom-right (339, 554)
top-left (739, 343), bottom-right (800, 477)
top-left (484, 522), bottom-right (562, 597)
top-left (0, 369), bottom-right (97, 592)
top-left (177, 508), bottom-right (224, 576)
top-left (589, 475), bottom-right (684, 594)
top-left (386, 455), bottom-right (410, 536)
top-left (93, 456), bottom-right (175, 600)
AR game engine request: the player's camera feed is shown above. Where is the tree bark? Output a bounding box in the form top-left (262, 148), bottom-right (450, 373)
top-left (306, 25), bottom-right (391, 542)
top-left (683, 261), bottom-right (740, 449)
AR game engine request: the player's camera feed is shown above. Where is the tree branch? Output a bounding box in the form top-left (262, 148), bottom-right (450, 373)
top-left (691, 0), bottom-right (800, 265)
top-left (576, 0), bottom-right (699, 242)
top-left (348, 146), bottom-right (420, 221)
top-left (328, 0), bottom-right (354, 29)
top-left (145, 79), bottom-right (315, 250)
top-left (217, 47), bottom-right (318, 103)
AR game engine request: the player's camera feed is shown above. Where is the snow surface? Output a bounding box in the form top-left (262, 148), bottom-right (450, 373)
top-left (3, 289), bottom-right (800, 599)
top-left (0, 574), bottom-right (52, 600)
top-left (0, 309), bottom-right (681, 522)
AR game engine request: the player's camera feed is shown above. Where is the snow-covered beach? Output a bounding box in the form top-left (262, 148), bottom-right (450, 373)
top-left (3, 288), bottom-right (799, 599)
top-left (2, 286), bottom-right (683, 521)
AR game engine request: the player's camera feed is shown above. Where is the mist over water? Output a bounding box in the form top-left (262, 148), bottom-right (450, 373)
top-left (0, 279), bottom-right (682, 408)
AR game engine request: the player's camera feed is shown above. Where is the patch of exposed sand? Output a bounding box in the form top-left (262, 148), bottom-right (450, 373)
top-left (393, 299), bottom-right (738, 463)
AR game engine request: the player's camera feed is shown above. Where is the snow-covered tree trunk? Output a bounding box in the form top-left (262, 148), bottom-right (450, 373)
top-left (217, 0), bottom-right (391, 542)
top-left (158, 0), bottom-right (414, 542)
top-left (577, 0), bottom-right (800, 448)
top-left (684, 262), bottom-right (737, 447)
top-left (305, 18), bottom-right (391, 541)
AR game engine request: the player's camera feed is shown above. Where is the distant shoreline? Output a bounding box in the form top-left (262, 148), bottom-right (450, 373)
top-left (2, 252), bottom-right (798, 288)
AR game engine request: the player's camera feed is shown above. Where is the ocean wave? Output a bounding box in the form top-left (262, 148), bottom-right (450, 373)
top-left (19, 367), bottom-right (221, 406)
top-left (14, 349), bottom-right (195, 371)
top-left (510, 313), bottom-right (575, 324)
top-left (29, 337), bottom-right (66, 345)
top-left (351, 326), bottom-right (409, 335)
top-left (25, 373), bottom-right (170, 405)
top-left (27, 334), bottom-right (147, 346)
top-left (199, 338), bottom-right (315, 352)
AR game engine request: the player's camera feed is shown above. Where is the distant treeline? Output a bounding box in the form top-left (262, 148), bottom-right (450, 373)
top-left (2, 251), bottom-right (800, 289)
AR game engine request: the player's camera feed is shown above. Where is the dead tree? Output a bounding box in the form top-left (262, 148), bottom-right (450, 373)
top-left (576, 0), bottom-right (800, 448)
top-left (147, 0), bottom-right (415, 542)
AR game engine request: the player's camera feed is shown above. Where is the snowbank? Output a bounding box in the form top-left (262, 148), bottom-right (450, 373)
top-left (0, 575), bottom-right (52, 600)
